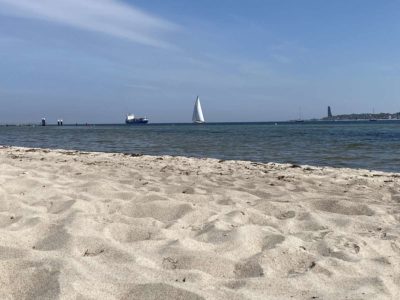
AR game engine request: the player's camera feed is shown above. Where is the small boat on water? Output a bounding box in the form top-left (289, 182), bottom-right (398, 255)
top-left (125, 113), bottom-right (148, 124)
top-left (369, 109), bottom-right (377, 121)
top-left (192, 96), bottom-right (205, 124)
top-left (294, 107), bottom-right (304, 123)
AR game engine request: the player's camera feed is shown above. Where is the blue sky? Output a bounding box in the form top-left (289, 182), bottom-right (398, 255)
top-left (0, 0), bottom-right (399, 123)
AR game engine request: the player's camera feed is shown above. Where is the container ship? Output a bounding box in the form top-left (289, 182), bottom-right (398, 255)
top-left (125, 114), bottom-right (149, 124)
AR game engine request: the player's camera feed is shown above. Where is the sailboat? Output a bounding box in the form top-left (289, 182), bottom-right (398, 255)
top-left (295, 107), bottom-right (304, 123)
top-left (192, 96), bottom-right (205, 124)
top-left (369, 108), bottom-right (377, 122)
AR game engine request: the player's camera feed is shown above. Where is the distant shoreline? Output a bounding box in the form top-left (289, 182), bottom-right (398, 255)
top-left (322, 112), bottom-right (400, 121)
top-left (2, 119), bottom-right (400, 127)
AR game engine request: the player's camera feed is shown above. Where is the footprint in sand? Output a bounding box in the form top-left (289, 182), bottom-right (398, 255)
top-left (105, 223), bottom-right (161, 243)
top-left (312, 200), bottom-right (374, 216)
top-left (33, 225), bottom-right (70, 251)
top-left (161, 252), bottom-right (236, 278)
top-left (122, 201), bottom-right (193, 223)
top-left (122, 283), bottom-right (205, 300)
top-left (0, 260), bottom-right (61, 299)
top-left (262, 234), bottom-right (286, 250)
top-left (276, 210), bottom-right (296, 220)
top-left (234, 260), bottom-right (264, 278)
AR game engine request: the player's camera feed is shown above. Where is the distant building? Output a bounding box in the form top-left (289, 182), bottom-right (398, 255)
top-left (327, 106), bottom-right (333, 118)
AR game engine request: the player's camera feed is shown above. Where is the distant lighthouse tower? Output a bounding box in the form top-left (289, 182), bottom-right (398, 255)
top-left (327, 106), bottom-right (333, 119)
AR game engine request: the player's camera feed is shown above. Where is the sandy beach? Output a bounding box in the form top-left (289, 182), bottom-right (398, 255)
top-left (0, 146), bottom-right (399, 299)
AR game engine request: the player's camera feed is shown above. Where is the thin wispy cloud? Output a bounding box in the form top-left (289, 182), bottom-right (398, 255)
top-left (271, 54), bottom-right (291, 64)
top-left (0, 0), bottom-right (178, 48)
top-left (0, 36), bottom-right (24, 43)
top-left (124, 83), bottom-right (160, 90)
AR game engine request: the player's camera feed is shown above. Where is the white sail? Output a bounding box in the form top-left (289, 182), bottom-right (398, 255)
top-left (192, 96), bottom-right (205, 123)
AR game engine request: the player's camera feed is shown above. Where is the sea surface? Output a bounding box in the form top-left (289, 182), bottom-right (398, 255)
top-left (1, 121), bottom-right (400, 172)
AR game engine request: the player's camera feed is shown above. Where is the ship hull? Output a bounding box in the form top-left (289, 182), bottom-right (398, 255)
top-left (125, 119), bottom-right (148, 124)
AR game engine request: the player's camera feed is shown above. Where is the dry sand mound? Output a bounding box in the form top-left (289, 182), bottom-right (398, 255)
top-left (0, 146), bottom-right (399, 299)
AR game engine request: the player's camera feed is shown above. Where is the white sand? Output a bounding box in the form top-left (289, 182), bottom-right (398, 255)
top-left (0, 146), bottom-right (399, 299)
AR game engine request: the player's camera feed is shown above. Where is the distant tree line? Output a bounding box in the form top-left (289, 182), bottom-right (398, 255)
top-left (322, 112), bottom-right (400, 120)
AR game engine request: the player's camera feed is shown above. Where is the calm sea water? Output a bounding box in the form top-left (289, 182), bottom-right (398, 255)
top-left (1, 121), bottom-right (400, 172)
